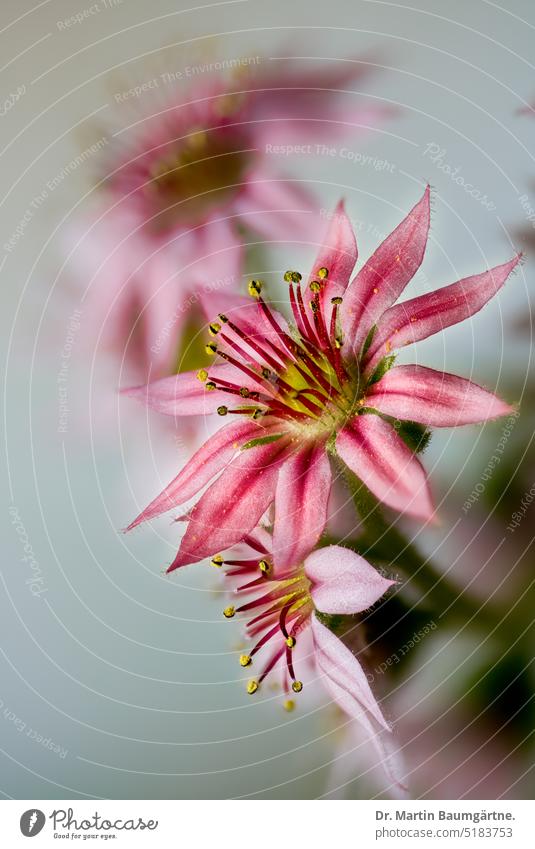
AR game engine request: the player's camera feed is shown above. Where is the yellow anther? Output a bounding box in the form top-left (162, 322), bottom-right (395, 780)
top-left (223, 606), bottom-right (235, 619)
top-left (285, 636), bottom-right (296, 649)
top-left (252, 409), bottom-right (264, 420)
top-left (284, 270), bottom-right (302, 283)
top-left (209, 322), bottom-right (221, 336)
top-left (261, 367), bottom-right (271, 379)
top-left (205, 381), bottom-right (217, 391)
top-left (218, 313), bottom-right (229, 323)
top-left (205, 342), bottom-right (217, 355)
top-left (248, 279), bottom-right (263, 298)
top-left (211, 554), bottom-right (223, 568)
top-left (283, 699), bottom-right (295, 712)
top-left (258, 559), bottom-right (271, 576)
top-left (309, 300), bottom-right (318, 313)
top-left (239, 654), bottom-right (252, 667)
top-left (317, 267), bottom-right (329, 279)
top-left (239, 387), bottom-right (250, 398)
top-left (247, 679), bottom-right (259, 695)
top-left (188, 130), bottom-right (207, 149)
top-left (310, 280), bottom-right (322, 293)
top-left (291, 680), bottom-right (303, 693)
top-left (217, 406), bottom-right (228, 416)
top-left (197, 368), bottom-right (208, 382)
top-left (334, 337), bottom-right (342, 349)
top-left (331, 296), bottom-right (343, 305)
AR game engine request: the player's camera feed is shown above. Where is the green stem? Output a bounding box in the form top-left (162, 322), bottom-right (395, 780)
top-left (332, 457), bottom-right (515, 640)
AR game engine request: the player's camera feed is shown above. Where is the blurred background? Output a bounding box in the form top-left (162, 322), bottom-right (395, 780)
top-left (1, 0), bottom-right (534, 799)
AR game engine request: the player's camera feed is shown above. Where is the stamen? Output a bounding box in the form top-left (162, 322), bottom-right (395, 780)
top-left (209, 322), bottom-right (221, 336)
top-left (248, 279), bottom-right (263, 298)
top-left (221, 328), bottom-right (281, 372)
top-left (249, 623), bottom-right (281, 659)
top-left (291, 680), bottom-right (303, 693)
top-left (258, 646), bottom-right (286, 684)
top-left (223, 606), bottom-right (235, 618)
top-left (317, 266), bottom-right (329, 279)
top-left (283, 699), bottom-right (295, 712)
top-left (258, 559), bottom-right (272, 576)
top-left (295, 280), bottom-right (319, 346)
top-left (257, 296), bottom-right (298, 358)
top-left (220, 325), bottom-right (283, 372)
top-left (240, 654), bottom-right (252, 667)
top-left (217, 406), bottom-right (228, 416)
top-left (247, 680), bottom-right (259, 694)
top-left (197, 369), bottom-right (208, 382)
top-left (286, 644), bottom-right (297, 684)
top-left (310, 294), bottom-right (331, 351)
top-left (211, 554), bottom-right (223, 568)
top-left (288, 281), bottom-right (309, 339)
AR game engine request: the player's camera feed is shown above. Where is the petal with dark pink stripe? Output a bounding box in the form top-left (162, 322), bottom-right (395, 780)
top-left (367, 365), bottom-right (513, 427)
top-left (335, 413), bottom-right (434, 520)
top-left (168, 437), bottom-right (291, 570)
top-left (306, 200), bottom-right (358, 323)
top-left (364, 255), bottom-right (521, 373)
top-left (126, 419), bottom-right (274, 530)
top-left (121, 363), bottom-right (266, 417)
top-left (272, 442), bottom-right (332, 571)
top-left (343, 186), bottom-right (430, 353)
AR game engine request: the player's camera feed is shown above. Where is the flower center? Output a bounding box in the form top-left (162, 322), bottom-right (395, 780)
top-left (214, 551), bottom-right (313, 698)
top-left (199, 272), bottom-right (362, 438)
top-left (148, 130), bottom-right (249, 229)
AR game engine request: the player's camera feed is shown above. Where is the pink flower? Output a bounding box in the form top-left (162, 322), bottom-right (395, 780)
top-left (212, 530), bottom-right (396, 753)
top-left (68, 57), bottom-right (388, 379)
top-left (125, 187), bottom-right (519, 568)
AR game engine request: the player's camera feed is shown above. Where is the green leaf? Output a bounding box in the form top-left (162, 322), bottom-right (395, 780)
top-left (241, 432), bottom-right (285, 451)
top-left (314, 610), bottom-right (350, 634)
top-left (367, 354), bottom-right (396, 386)
top-left (395, 420), bottom-right (432, 454)
top-left (359, 323), bottom-right (377, 359)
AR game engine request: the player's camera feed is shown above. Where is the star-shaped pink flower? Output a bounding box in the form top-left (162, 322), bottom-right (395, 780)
top-left (125, 187), bottom-right (519, 569)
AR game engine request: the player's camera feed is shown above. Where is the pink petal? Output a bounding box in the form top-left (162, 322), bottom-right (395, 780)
top-left (306, 200), bottom-right (358, 310)
top-left (343, 186), bottom-right (430, 353)
top-left (168, 437), bottom-right (291, 570)
top-left (126, 419), bottom-right (269, 530)
top-left (121, 363), bottom-right (266, 417)
top-left (367, 365), bottom-right (514, 427)
top-left (234, 174), bottom-right (318, 243)
top-left (305, 545), bottom-right (395, 613)
top-left (312, 617), bottom-right (389, 729)
top-left (365, 255), bottom-right (521, 373)
top-left (335, 414), bottom-right (434, 520)
top-left (272, 443), bottom-right (332, 571)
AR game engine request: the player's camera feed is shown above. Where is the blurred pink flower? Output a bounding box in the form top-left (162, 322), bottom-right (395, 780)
top-left (126, 188), bottom-right (518, 567)
top-left (211, 528), bottom-right (401, 782)
top-left (68, 57), bottom-right (389, 379)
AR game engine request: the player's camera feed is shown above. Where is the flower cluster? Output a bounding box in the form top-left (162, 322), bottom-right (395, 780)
top-left (123, 186), bottom-right (518, 789)
top-left (126, 187), bottom-right (517, 571)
